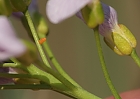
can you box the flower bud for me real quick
[104,24,137,55]
[119,24,136,48]
[81,0,104,28]
[0,0,12,16]
[98,3,137,55]
[10,0,31,12]
[31,12,49,35]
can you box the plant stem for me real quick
[0,84,51,90]
[36,63,101,99]
[23,9,102,99]
[42,39,81,87]
[23,10,51,68]
[0,84,77,99]
[2,63,17,67]
[0,73,33,78]
[26,64,101,99]
[94,27,121,99]
[130,49,140,67]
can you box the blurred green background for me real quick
[1,0,140,99]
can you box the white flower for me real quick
[46,0,92,24]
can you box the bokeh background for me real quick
[1,0,140,99]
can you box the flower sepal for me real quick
[10,0,31,12]
[113,32,133,55]
[118,24,136,48]
[104,24,137,55]
[81,0,104,28]
[0,0,12,16]
[32,12,49,35]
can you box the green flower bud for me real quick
[104,24,137,55]
[119,24,136,48]
[0,0,12,16]
[32,12,49,35]
[98,3,137,55]
[10,0,31,12]
[81,0,104,28]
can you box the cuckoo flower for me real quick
[0,16,26,61]
[46,1,136,55]
[99,3,136,55]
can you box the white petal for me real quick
[0,16,26,61]
[46,0,92,24]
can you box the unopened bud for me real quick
[32,12,49,35]
[10,0,31,12]
[81,0,104,28]
[98,3,137,55]
[104,24,137,55]
[119,24,136,48]
[0,0,12,16]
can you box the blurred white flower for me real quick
[46,0,119,36]
[46,0,92,23]
[0,16,26,61]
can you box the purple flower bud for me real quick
[0,16,26,61]
[99,3,118,37]
[28,0,38,14]
[12,12,24,19]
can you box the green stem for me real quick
[94,27,121,99]
[0,84,51,90]
[0,84,76,99]
[0,73,33,78]
[23,9,101,99]
[1,63,18,67]
[130,49,140,67]
[23,10,78,98]
[2,63,23,69]
[23,64,75,98]
[1,62,28,73]
[23,10,51,68]
[42,40,81,87]
[36,60,101,99]
[26,64,101,99]
[2,63,75,98]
